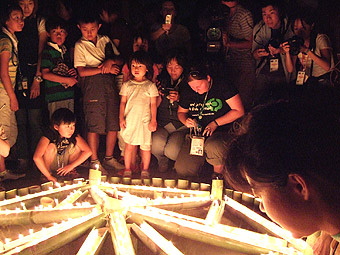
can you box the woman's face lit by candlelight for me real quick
[246,174,319,238]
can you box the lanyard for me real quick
[198,80,212,120]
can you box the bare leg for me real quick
[87,132,99,160]
[140,149,151,171]
[43,143,57,171]
[124,144,137,170]
[106,131,117,158]
[0,156,5,172]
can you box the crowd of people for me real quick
[0,0,337,186]
[0,0,340,253]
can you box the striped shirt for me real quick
[0,27,18,89]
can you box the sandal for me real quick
[141,170,150,179]
[123,169,132,178]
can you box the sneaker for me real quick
[0,169,25,180]
[90,160,108,176]
[102,157,125,171]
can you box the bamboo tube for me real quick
[28,185,41,194]
[128,207,301,255]
[64,180,73,185]
[73,178,85,184]
[190,182,199,190]
[0,191,5,201]
[40,197,55,207]
[163,179,176,188]
[233,191,242,202]
[122,177,131,185]
[132,222,184,255]
[200,183,210,191]
[41,181,54,191]
[131,179,142,185]
[3,212,106,255]
[55,189,86,208]
[89,169,102,186]
[0,206,97,225]
[211,179,223,200]
[177,179,189,189]
[76,227,109,255]
[18,188,29,197]
[225,188,233,198]
[152,178,162,187]
[110,176,120,184]
[101,176,107,182]
[5,189,17,199]
[205,200,226,226]
[109,212,136,255]
[143,178,151,186]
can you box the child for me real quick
[122,33,159,83]
[74,14,124,173]
[41,17,78,117]
[0,4,26,181]
[119,50,159,178]
[33,108,92,183]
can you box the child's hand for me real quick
[110,64,120,75]
[148,120,157,132]
[68,68,78,78]
[120,118,126,129]
[9,95,19,112]
[99,59,114,74]
[57,165,74,176]
[30,79,41,99]
[66,77,78,87]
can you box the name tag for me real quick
[270,58,279,72]
[190,136,204,156]
[296,71,306,85]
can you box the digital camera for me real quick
[286,35,304,56]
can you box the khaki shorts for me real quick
[83,74,120,134]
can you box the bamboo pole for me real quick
[76,227,109,255]
[0,206,97,225]
[131,222,184,255]
[205,200,226,226]
[2,212,106,255]
[127,207,301,255]
[109,212,135,255]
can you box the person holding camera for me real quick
[152,49,188,172]
[282,11,334,86]
[252,0,294,105]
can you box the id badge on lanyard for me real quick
[270,58,279,72]
[190,136,205,156]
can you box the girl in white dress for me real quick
[119,50,159,178]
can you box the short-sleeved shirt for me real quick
[297,34,334,78]
[179,80,238,131]
[0,27,18,89]
[41,42,74,103]
[74,34,119,68]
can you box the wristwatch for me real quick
[34,75,43,83]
